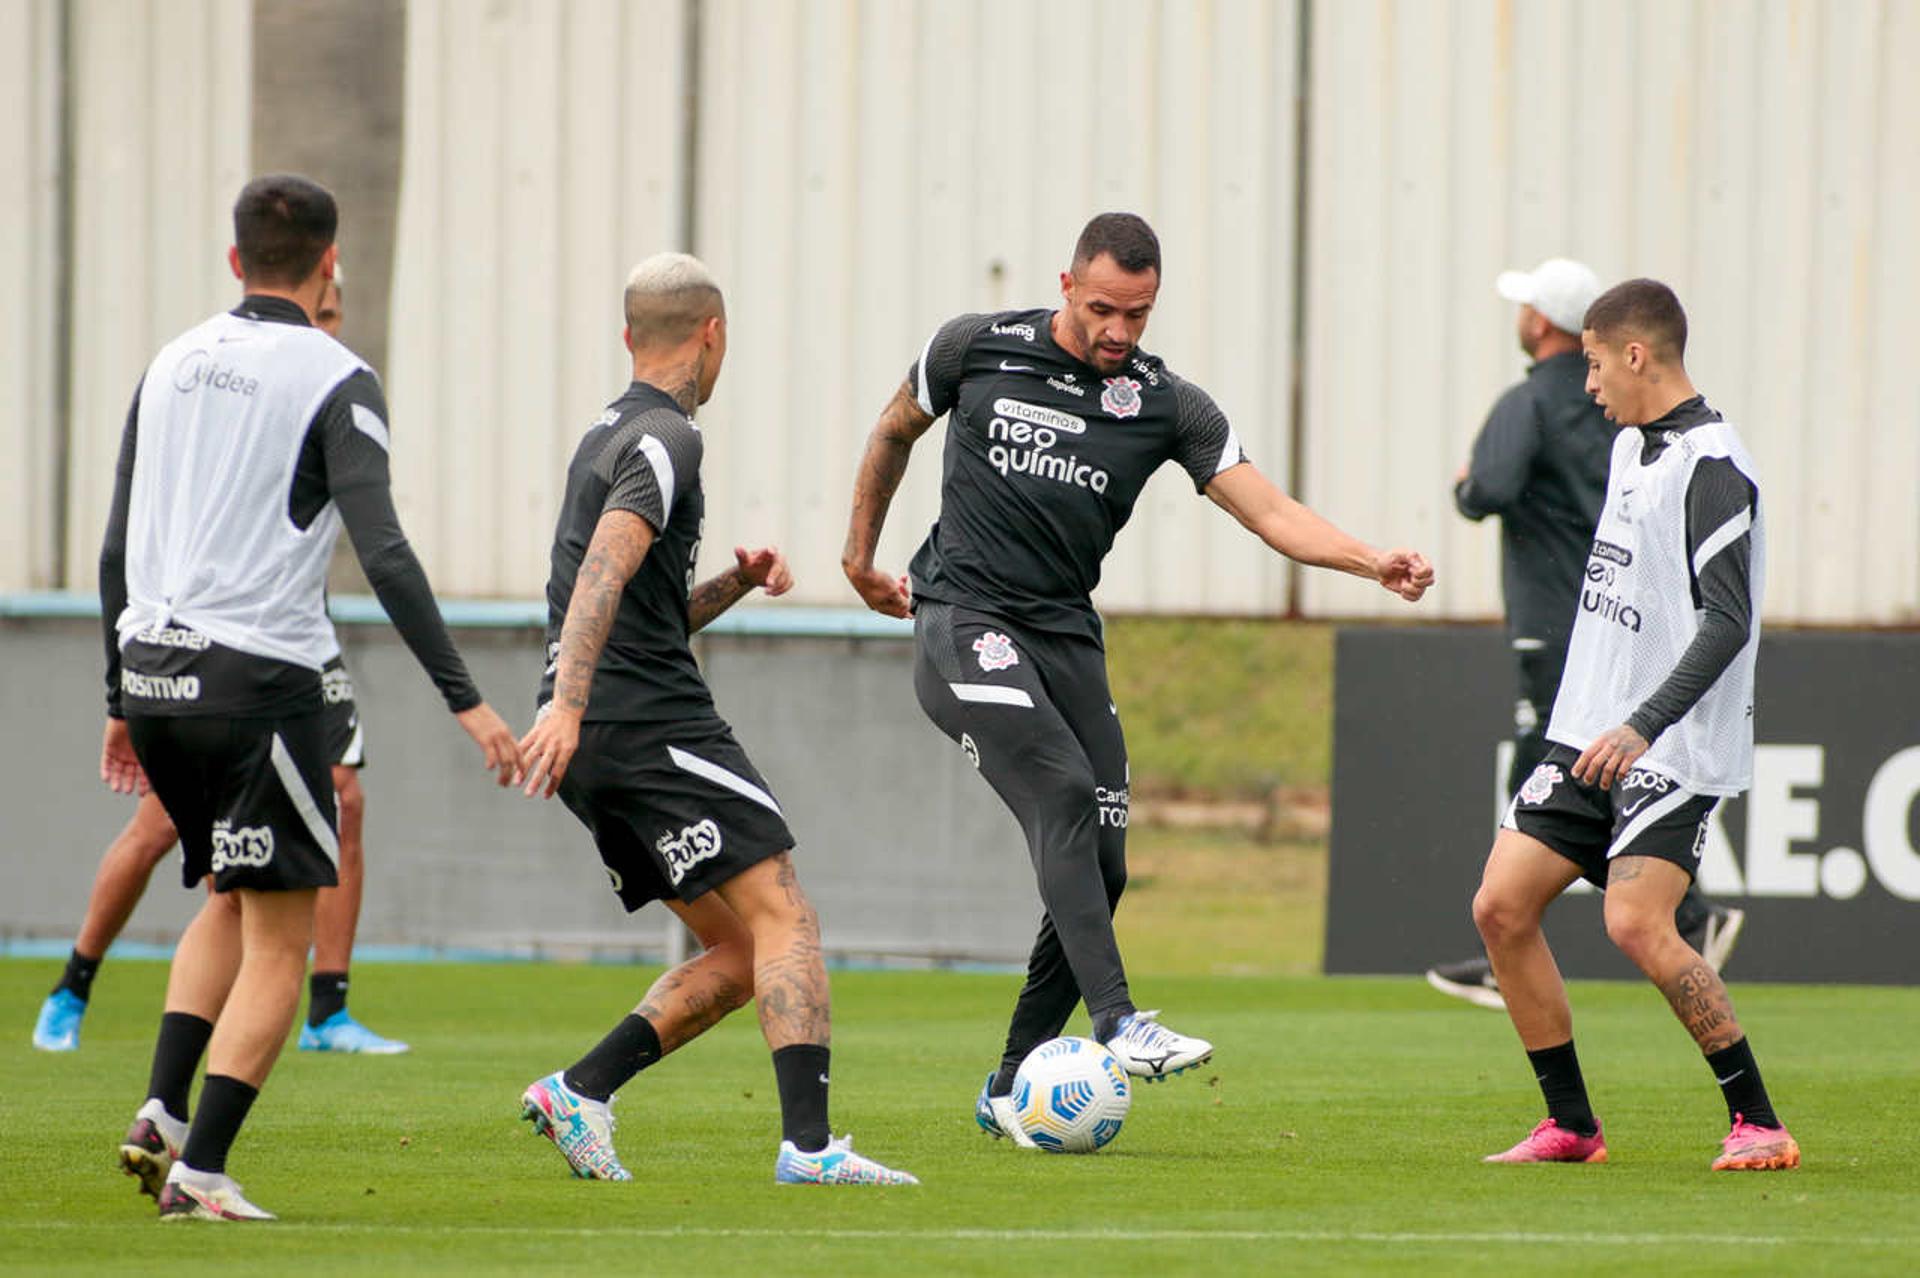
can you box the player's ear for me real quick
[228,245,244,281]
[1059,269,1074,301]
[622,326,636,355]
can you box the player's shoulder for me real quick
[596,400,701,474]
[937,308,1050,356]
[1148,358,1221,425]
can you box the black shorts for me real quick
[1503,743,1718,888]
[128,710,340,893]
[556,717,795,911]
[320,657,365,769]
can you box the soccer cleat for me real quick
[156,1164,276,1221]
[1483,1117,1608,1164]
[298,1011,410,1055]
[974,1072,1037,1148]
[1103,1010,1212,1081]
[1698,906,1747,975]
[1425,956,1507,1011]
[120,1098,187,1200]
[1711,1114,1800,1171]
[32,989,87,1052]
[774,1135,919,1185]
[520,1072,631,1181]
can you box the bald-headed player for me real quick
[843,213,1433,1141]
[514,252,915,1186]
[1471,279,1797,1171]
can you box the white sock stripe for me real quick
[948,682,1035,708]
[666,746,783,817]
[635,433,676,516]
[1692,507,1752,578]
[1606,784,1695,860]
[270,733,340,863]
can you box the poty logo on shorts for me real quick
[1100,376,1143,419]
[973,632,1019,673]
[657,818,723,885]
[209,820,275,872]
[321,666,354,705]
[1519,763,1564,805]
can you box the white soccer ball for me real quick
[1010,1036,1132,1153]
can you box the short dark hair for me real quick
[233,174,337,287]
[1072,212,1161,277]
[1583,278,1687,362]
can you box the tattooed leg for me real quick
[1604,855,1745,1052]
[631,895,756,1055]
[715,852,831,1050]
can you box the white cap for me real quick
[1495,258,1601,335]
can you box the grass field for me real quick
[4,960,1915,1275]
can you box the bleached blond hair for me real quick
[623,252,723,348]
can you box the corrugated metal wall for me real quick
[1302,0,1920,622]
[26,0,1920,621]
[0,0,62,591]
[60,0,252,591]
[386,0,690,599]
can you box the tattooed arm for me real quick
[842,380,937,617]
[518,509,655,797]
[689,545,794,632]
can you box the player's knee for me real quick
[1602,896,1673,963]
[1472,884,1529,949]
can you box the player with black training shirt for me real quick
[843,213,1434,1142]
[514,252,914,1187]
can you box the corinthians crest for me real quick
[1100,376,1143,419]
[972,631,1019,672]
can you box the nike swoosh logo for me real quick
[999,360,1034,372]
[1716,1069,1745,1085]
[1620,795,1654,818]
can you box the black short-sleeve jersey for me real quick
[538,381,714,724]
[904,307,1247,640]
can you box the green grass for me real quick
[1105,618,1332,797]
[4,961,1914,1275]
[1117,828,1324,976]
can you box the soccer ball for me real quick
[1010,1036,1132,1153]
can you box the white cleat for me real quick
[774,1134,919,1185]
[156,1164,277,1221]
[974,1072,1038,1148]
[1103,1010,1213,1081]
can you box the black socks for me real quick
[181,1075,258,1175]
[1526,1040,1598,1137]
[1705,1037,1780,1129]
[308,971,349,1027]
[563,1014,664,1102]
[147,1012,213,1124]
[771,1044,832,1153]
[56,949,102,1002]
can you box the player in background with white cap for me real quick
[1424,259,1743,1010]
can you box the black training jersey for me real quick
[905,308,1247,641]
[539,381,714,724]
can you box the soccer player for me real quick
[34,268,408,1057]
[105,175,522,1221]
[1472,279,1798,1171]
[514,252,915,1187]
[840,213,1433,1140]
[1425,258,1743,1010]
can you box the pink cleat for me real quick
[1711,1114,1800,1171]
[1483,1117,1608,1164]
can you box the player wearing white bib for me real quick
[1469,279,1798,1172]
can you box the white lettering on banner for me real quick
[1862,747,1920,900]
[1743,745,1823,896]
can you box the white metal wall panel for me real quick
[61,0,251,591]
[0,0,61,590]
[694,0,1302,614]
[1301,0,1920,622]
[386,0,688,600]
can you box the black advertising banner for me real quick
[1325,626,1920,984]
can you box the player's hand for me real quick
[1573,724,1650,790]
[100,718,149,795]
[735,545,793,597]
[517,703,581,799]
[1374,549,1435,602]
[845,562,912,618]
[455,702,523,787]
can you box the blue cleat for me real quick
[520,1071,631,1180]
[775,1134,918,1185]
[32,989,86,1052]
[975,1072,1036,1147]
[298,1010,410,1055]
